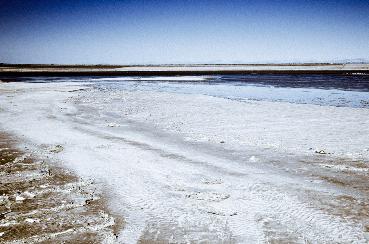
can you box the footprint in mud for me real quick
[186,191,230,202]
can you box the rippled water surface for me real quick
[14,74,369,108]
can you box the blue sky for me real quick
[1,0,368,64]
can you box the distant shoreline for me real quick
[1,63,369,77]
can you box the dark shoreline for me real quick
[1,69,369,77]
[1,63,369,77]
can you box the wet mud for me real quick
[0,133,123,243]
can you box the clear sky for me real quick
[1,0,368,64]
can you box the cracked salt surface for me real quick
[0,78,369,243]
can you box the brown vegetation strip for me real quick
[1,70,369,77]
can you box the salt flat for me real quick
[0,79,368,243]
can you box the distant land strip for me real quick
[1,64,369,77]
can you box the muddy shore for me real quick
[0,133,123,243]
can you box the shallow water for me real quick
[89,75,369,108]
[9,74,369,108]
